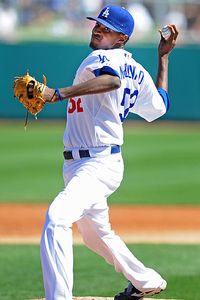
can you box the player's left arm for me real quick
[44,74,121,103]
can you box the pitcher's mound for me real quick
[32,297,178,300]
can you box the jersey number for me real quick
[119,88,138,122]
[68,97,83,114]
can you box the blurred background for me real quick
[0,0,200,120]
[1,0,200,44]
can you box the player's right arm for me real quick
[128,25,178,123]
[156,24,178,91]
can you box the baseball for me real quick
[161,25,171,40]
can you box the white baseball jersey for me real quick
[63,48,167,149]
[41,48,168,300]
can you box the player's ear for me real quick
[118,34,129,47]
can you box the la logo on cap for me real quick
[102,7,110,18]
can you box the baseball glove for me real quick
[13,71,47,116]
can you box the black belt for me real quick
[63,145,120,160]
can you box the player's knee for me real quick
[45,207,56,225]
[45,200,73,229]
[45,193,67,225]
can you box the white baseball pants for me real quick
[40,152,166,300]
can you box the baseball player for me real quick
[39,5,178,300]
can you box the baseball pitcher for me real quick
[14,5,178,300]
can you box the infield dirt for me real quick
[0,204,200,244]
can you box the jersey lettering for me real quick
[68,98,84,114]
[138,70,144,85]
[120,64,136,79]
[119,88,139,122]
[119,64,144,85]
[98,55,110,64]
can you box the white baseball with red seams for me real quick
[161,25,171,40]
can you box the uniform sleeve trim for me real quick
[93,66,120,78]
[157,87,170,111]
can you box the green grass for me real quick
[1,120,200,204]
[0,243,199,300]
[111,121,200,204]
[0,120,64,203]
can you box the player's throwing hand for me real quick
[158,24,179,56]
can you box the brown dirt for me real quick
[0,203,200,244]
[73,297,178,300]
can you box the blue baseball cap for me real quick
[87,5,134,38]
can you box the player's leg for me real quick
[40,168,101,300]
[76,204,115,266]
[40,185,80,300]
[40,155,120,300]
[76,150,166,297]
[77,203,166,295]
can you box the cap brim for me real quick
[87,17,121,33]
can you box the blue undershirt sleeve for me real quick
[157,87,170,111]
[93,66,120,78]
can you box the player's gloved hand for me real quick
[13,71,47,116]
[158,24,179,56]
